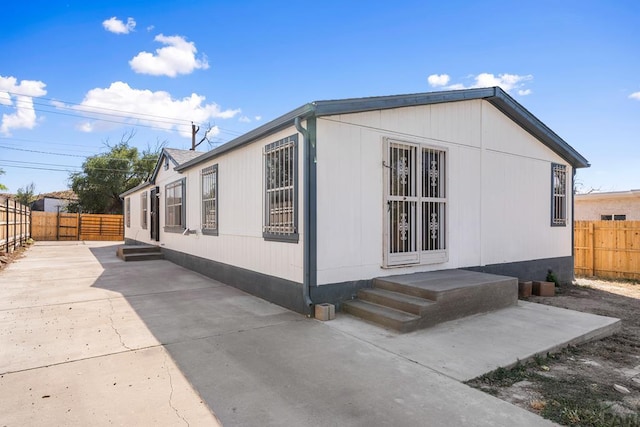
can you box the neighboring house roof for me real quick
[176,87,590,172]
[120,148,204,198]
[575,190,640,201]
[36,190,78,201]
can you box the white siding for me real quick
[123,186,154,244]
[141,127,305,284]
[315,100,573,285]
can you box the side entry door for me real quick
[150,186,160,242]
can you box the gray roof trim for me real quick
[487,88,590,169]
[311,87,498,116]
[176,87,589,171]
[120,180,152,198]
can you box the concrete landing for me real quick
[116,244,163,261]
[329,300,621,381]
[378,269,516,293]
[344,269,518,332]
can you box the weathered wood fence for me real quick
[574,220,640,280]
[0,197,31,253]
[31,212,123,241]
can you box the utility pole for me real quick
[190,122,214,151]
[190,122,200,151]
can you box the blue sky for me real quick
[1,0,638,195]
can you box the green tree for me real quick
[70,132,162,214]
[15,182,36,206]
[0,168,7,191]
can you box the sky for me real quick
[1,0,639,195]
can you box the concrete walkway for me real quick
[0,242,619,426]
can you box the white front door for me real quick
[384,139,447,267]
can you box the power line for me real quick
[6,91,246,137]
[0,144,162,163]
[0,144,87,158]
[8,91,193,127]
[0,163,74,173]
[0,136,108,151]
[0,159,137,173]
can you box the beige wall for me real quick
[575,192,640,220]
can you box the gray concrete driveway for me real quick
[0,242,618,426]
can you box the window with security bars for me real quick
[125,197,131,228]
[421,148,446,251]
[551,164,567,226]
[165,179,185,231]
[141,192,148,229]
[263,135,298,241]
[387,142,446,261]
[201,164,218,235]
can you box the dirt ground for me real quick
[0,241,31,270]
[467,278,640,426]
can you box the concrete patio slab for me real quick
[327,300,621,381]
[0,346,220,426]
[0,296,160,373]
[0,241,618,426]
[167,320,553,427]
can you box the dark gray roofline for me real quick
[120,181,152,198]
[177,87,589,171]
[487,88,589,168]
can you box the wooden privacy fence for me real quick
[31,212,124,241]
[0,197,31,253]
[575,220,640,280]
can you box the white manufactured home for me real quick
[121,87,589,319]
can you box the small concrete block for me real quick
[518,281,532,298]
[315,303,335,321]
[532,281,555,297]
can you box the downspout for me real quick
[571,168,576,283]
[295,116,314,314]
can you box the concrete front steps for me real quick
[116,245,163,262]
[342,269,518,333]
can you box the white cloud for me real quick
[65,81,239,138]
[629,91,640,100]
[0,75,47,135]
[102,17,136,34]
[427,74,450,87]
[255,115,262,121]
[474,73,533,93]
[146,25,155,32]
[0,91,11,106]
[428,72,533,95]
[129,34,209,77]
[238,115,251,123]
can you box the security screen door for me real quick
[384,139,447,267]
